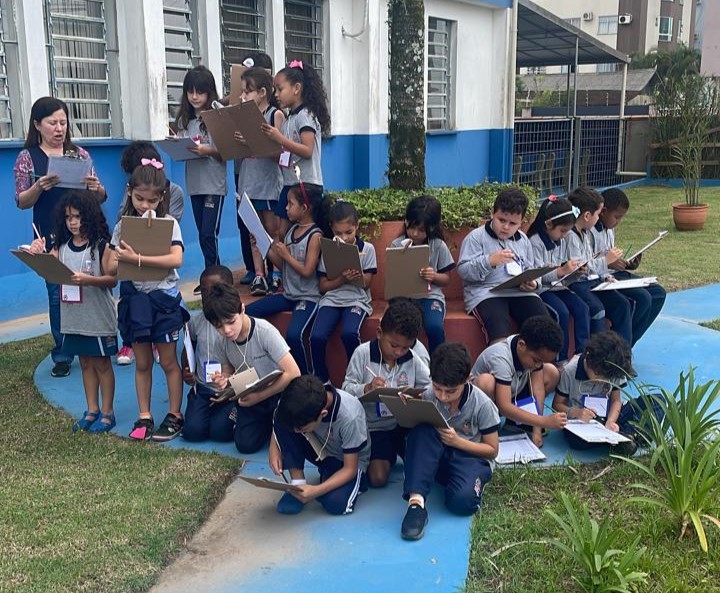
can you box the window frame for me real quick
[163,0,200,123]
[426,16,456,132]
[220,0,267,93]
[283,0,324,78]
[0,0,22,139]
[597,15,618,35]
[658,16,673,42]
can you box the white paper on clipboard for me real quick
[237,192,272,258]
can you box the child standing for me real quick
[175,65,228,294]
[310,201,377,383]
[261,60,330,269]
[457,188,549,345]
[270,375,370,516]
[245,183,325,374]
[566,187,632,345]
[28,191,118,432]
[237,67,285,296]
[401,343,500,541]
[343,298,431,488]
[390,195,455,354]
[527,196,589,365]
[473,316,566,448]
[597,188,667,345]
[110,163,188,441]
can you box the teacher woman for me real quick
[13,97,106,378]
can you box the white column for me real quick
[15,0,50,119]
[197,0,224,91]
[268,0,286,68]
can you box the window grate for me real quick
[44,0,112,138]
[0,6,12,138]
[220,0,266,92]
[427,17,454,131]
[284,0,323,76]
[164,0,198,122]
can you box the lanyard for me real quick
[233,339,249,371]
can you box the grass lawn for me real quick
[613,185,720,291]
[0,336,241,593]
[466,460,720,593]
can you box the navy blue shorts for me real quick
[370,426,409,463]
[117,288,187,345]
[62,334,118,357]
[251,198,275,212]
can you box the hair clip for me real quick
[288,60,304,70]
[548,194,558,202]
[572,205,581,218]
[243,57,255,68]
[141,158,164,170]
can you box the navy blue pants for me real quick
[403,423,492,516]
[541,289,590,361]
[473,296,549,343]
[569,280,632,343]
[191,194,224,269]
[245,294,318,374]
[274,422,366,515]
[182,385,235,443]
[235,174,255,275]
[310,306,367,382]
[46,281,72,364]
[234,395,278,454]
[614,272,667,345]
[418,298,445,354]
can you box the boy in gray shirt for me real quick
[270,375,371,516]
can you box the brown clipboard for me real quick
[236,101,282,158]
[117,216,174,281]
[378,396,449,429]
[200,105,252,160]
[229,64,247,106]
[360,387,424,404]
[154,137,203,161]
[320,238,364,287]
[239,476,301,493]
[490,265,557,292]
[212,368,284,405]
[384,244,430,299]
[11,249,74,284]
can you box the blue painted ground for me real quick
[32,285,720,592]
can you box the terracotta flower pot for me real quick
[672,203,709,231]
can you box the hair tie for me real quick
[298,181,311,209]
[288,60,304,70]
[243,57,255,68]
[141,158,164,170]
[547,205,580,222]
[548,194,558,202]
[572,205,581,218]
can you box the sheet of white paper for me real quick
[497,434,547,464]
[183,326,196,375]
[626,231,668,262]
[237,192,272,258]
[517,399,539,416]
[47,156,93,189]
[582,395,608,417]
[564,419,630,444]
[592,277,657,291]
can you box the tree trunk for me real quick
[387,0,426,190]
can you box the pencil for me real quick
[365,365,378,378]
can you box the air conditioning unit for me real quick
[618,14,633,25]
[582,11,594,21]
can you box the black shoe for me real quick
[401,504,428,540]
[51,362,71,377]
[152,413,184,442]
[612,434,638,457]
[250,275,268,296]
[192,284,202,296]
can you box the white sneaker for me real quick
[117,346,134,365]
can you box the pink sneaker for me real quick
[116,346,134,365]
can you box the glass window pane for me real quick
[427,17,453,130]
[221,0,266,91]
[284,0,323,76]
[164,0,195,121]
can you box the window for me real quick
[164,0,199,122]
[0,5,13,138]
[526,66,546,75]
[284,0,323,76]
[597,63,618,73]
[220,0,266,90]
[43,0,116,138]
[597,15,618,35]
[426,17,455,131]
[659,16,673,42]
[564,17,581,28]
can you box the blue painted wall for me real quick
[0,127,511,321]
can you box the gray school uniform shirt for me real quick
[457,222,540,313]
[389,236,455,304]
[117,182,185,222]
[589,221,614,277]
[423,383,500,446]
[236,106,283,201]
[179,117,228,196]
[529,230,569,292]
[280,105,323,187]
[187,312,225,384]
[309,386,371,471]
[58,240,117,336]
[557,354,626,409]
[215,317,291,377]
[110,216,184,295]
[565,227,601,283]
[472,335,532,399]
[343,339,431,431]
[318,237,377,315]
[282,224,322,303]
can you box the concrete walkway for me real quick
[19,285,720,592]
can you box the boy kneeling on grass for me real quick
[270,375,370,516]
[401,343,500,541]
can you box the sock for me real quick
[408,495,425,508]
[291,478,307,486]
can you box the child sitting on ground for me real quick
[270,375,371,516]
[342,297,431,487]
[473,315,566,448]
[400,343,500,541]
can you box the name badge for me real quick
[515,396,539,416]
[278,150,291,168]
[582,394,609,418]
[505,260,523,276]
[61,284,82,303]
[204,361,222,384]
[376,402,393,418]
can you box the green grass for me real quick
[0,336,242,593]
[700,319,720,332]
[466,460,720,593]
[613,185,720,291]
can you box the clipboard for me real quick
[592,277,657,291]
[320,238,364,287]
[155,137,203,161]
[564,419,630,444]
[235,101,283,158]
[213,368,283,405]
[490,265,556,292]
[47,155,93,189]
[11,249,74,284]
[384,244,430,299]
[378,396,449,429]
[626,231,668,262]
[239,476,301,493]
[117,216,174,281]
[496,433,547,464]
[229,64,247,105]
[550,251,604,287]
[360,386,424,404]
[200,105,252,160]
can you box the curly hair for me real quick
[583,331,635,380]
[277,62,330,133]
[380,297,423,340]
[430,343,472,387]
[52,190,110,253]
[493,187,528,216]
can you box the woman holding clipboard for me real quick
[13,97,106,378]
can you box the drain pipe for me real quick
[342,0,369,40]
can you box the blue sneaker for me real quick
[88,413,116,434]
[277,491,305,515]
[72,410,100,433]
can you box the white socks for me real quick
[408,495,425,508]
